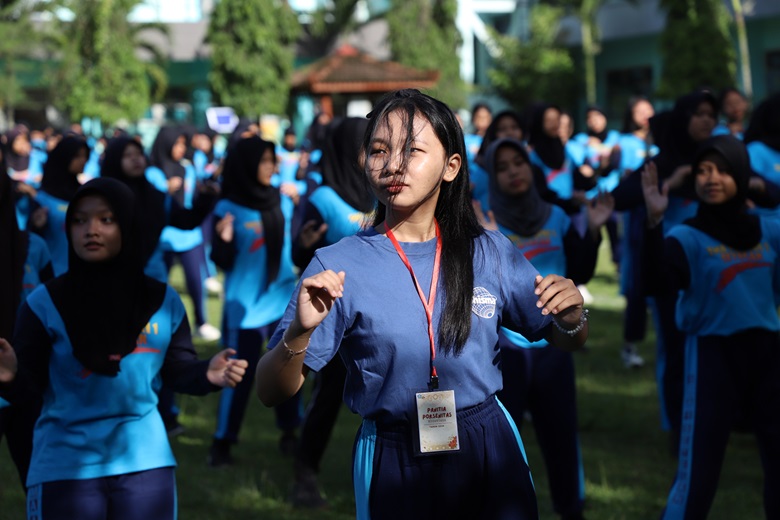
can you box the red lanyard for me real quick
[385,220,442,390]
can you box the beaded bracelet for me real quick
[552,309,589,336]
[283,336,310,359]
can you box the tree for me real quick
[0,0,46,125]
[47,0,169,125]
[487,4,578,110]
[578,0,601,106]
[730,0,752,99]
[657,0,736,99]
[207,0,301,117]
[386,0,465,109]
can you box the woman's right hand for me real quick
[167,176,183,194]
[472,200,498,231]
[0,338,18,384]
[294,270,345,332]
[215,213,235,243]
[641,161,668,227]
[298,219,329,249]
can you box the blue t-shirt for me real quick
[747,141,780,220]
[21,234,52,302]
[573,130,620,167]
[529,150,574,200]
[712,123,743,140]
[34,191,70,276]
[469,160,491,212]
[669,220,780,337]
[308,186,370,245]
[24,285,187,487]
[464,133,483,164]
[269,229,553,422]
[497,207,570,349]
[616,134,659,174]
[215,197,298,332]
[149,163,204,253]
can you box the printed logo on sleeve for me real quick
[472,287,497,319]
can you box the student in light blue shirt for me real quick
[0,178,247,518]
[208,136,302,466]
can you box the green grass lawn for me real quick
[0,246,767,519]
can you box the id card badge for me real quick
[414,390,460,455]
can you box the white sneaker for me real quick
[621,345,645,368]
[577,284,595,305]
[195,323,222,342]
[205,277,223,295]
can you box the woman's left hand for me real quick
[207,348,249,388]
[534,274,584,326]
[472,200,498,231]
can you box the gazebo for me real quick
[291,44,441,118]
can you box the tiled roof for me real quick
[291,45,439,94]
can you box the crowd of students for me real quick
[0,85,779,519]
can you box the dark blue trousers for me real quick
[27,467,176,520]
[297,356,347,473]
[663,329,780,519]
[214,322,302,442]
[497,338,584,518]
[163,244,208,326]
[354,397,538,520]
[649,294,686,433]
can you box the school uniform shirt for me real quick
[21,234,52,302]
[269,229,553,423]
[147,164,204,254]
[669,220,780,337]
[33,191,70,276]
[9,159,44,230]
[5,285,215,488]
[497,208,568,349]
[530,149,575,200]
[192,149,218,178]
[617,134,659,174]
[747,141,780,220]
[712,123,743,140]
[276,146,301,184]
[214,196,298,332]
[308,186,368,245]
[470,160,491,212]
[464,133,483,164]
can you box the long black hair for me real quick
[363,89,484,355]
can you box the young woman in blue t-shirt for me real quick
[256,89,588,519]
[642,135,780,519]
[0,178,247,519]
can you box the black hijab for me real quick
[685,135,761,251]
[4,129,30,172]
[47,178,166,376]
[1,162,28,340]
[228,118,258,150]
[586,105,609,143]
[101,137,167,267]
[486,138,552,237]
[744,93,780,153]
[622,96,652,135]
[475,110,526,169]
[149,126,187,205]
[527,103,565,169]
[221,136,285,283]
[39,136,89,202]
[319,117,375,213]
[649,90,717,180]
